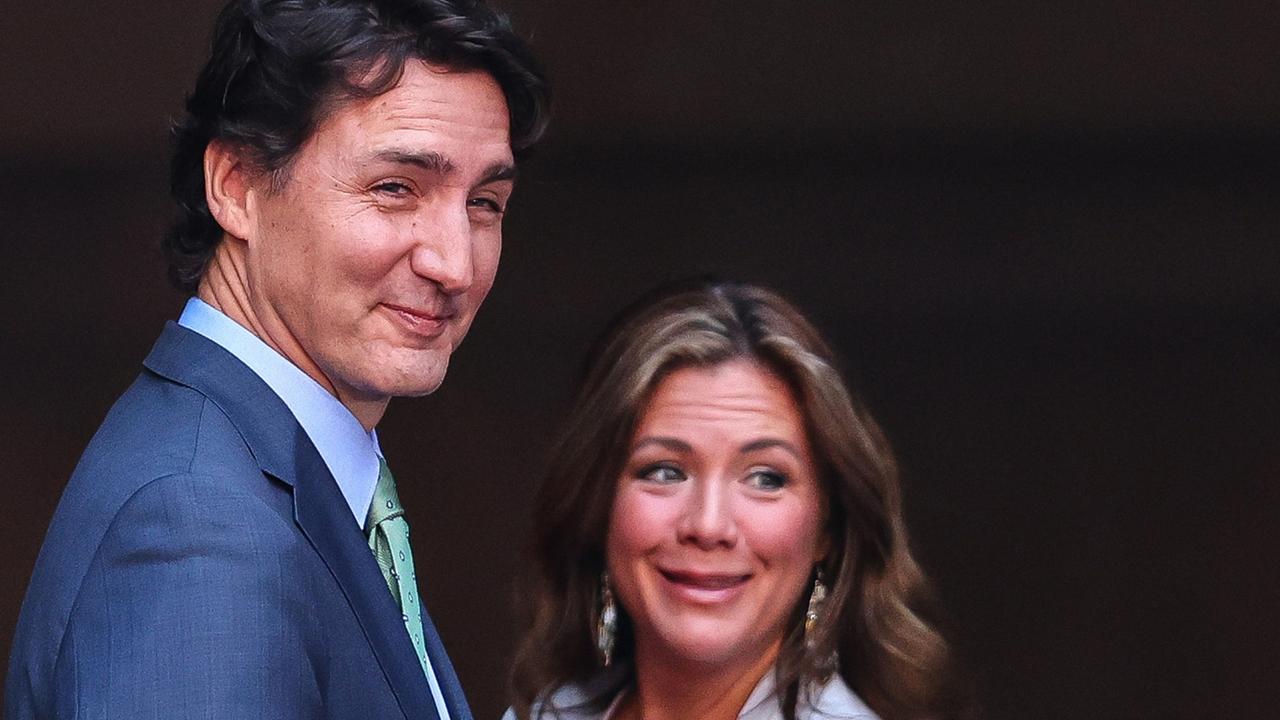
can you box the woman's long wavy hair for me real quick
[510,280,973,720]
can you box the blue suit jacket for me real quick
[6,323,473,720]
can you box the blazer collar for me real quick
[144,321,301,485]
[143,322,444,719]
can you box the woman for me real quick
[507,280,971,720]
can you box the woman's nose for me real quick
[676,479,738,550]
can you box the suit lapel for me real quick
[293,443,441,720]
[144,322,441,720]
[419,601,474,720]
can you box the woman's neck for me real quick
[615,638,781,720]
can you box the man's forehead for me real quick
[344,61,510,130]
[290,73,511,184]
[316,64,512,157]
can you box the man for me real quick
[6,1,548,718]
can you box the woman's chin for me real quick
[642,622,780,672]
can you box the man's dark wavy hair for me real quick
[164,0,551,293]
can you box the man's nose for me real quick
[676,479,738,550]
[408,200,473,295]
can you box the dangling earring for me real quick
[804,567,827,650]
[596,572,617,667]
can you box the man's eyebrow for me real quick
[478,161,518,186]
[372,149,455,174]
[368,150,516,186]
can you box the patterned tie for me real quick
[366,458,434,684]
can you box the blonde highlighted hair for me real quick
[510,280,974,720]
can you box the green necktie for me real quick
[366,458,433,681]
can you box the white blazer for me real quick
[503,667,879,720]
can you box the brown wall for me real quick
[3,2,1278,718]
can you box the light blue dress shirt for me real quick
[179,298,381,524]
[178,297,453,719]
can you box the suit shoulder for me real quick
[49,374,269,559]
[9,372,291,685]
[44,471,323,718]
[79,370,256,479]
[105,468,296,545]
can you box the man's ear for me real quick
[204,140,258,241]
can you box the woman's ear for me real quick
[203,140,258,242]
[814,534,832,564]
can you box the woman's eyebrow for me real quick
[630,436,692,453]
[740,438,803,459]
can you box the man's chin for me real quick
[393,380,445,398]
[375,360,451,399]
[330,349,452,404]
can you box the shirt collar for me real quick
[177,297,380,527]
[739,666,874,719]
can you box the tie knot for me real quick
[366,457,405,528]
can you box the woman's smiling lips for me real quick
[657,567,753,604]
[380,302,453,339]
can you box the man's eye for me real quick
[637,463,686,484]
[373,181,413,196]
[745,469,787,491]
[467,197,505,214]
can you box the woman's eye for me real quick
[745,469,787,491]
[637,463,686,484]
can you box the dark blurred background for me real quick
[3,2,1278,718]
